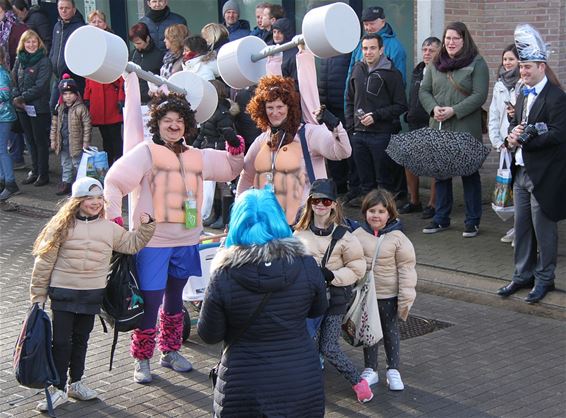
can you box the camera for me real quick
[517,124,538,146]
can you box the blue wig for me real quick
[225,189,292,247]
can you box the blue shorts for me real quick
[136,245,202,291]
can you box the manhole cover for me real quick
[400,315,453,340]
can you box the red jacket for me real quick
[83,77,125,125]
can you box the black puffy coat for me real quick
[23,6,52,53]
[198,238,328,418]
[130,39,164,104]
[234,86,261,151]
[12,53,52,115]
[272,18,297,81]
[405,61,430,129]
[318,53,352,121]
[193,98,238,150]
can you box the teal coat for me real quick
[419,55,489,140]
[0,67,16,123]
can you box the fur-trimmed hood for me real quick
[210,238,311,293]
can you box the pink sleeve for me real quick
[297,50,320,125]
[266,54,283,76]
[236,133,265,197]
[104,143,152,219]
[123,72,145,154]
[201,148,244,182]
[305,123,351,161]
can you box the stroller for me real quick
[181,233,225,341]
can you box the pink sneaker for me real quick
[353,378,374,403]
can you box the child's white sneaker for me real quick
[67,380,98,400]
[386,369,404,391]
[37,386,68,411]
[360,368,379,386]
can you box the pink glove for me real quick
[226,134,245,155]
[112,216,124,227]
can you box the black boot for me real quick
[21,172,38,185]
[33,175,49,187]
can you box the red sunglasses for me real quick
[311,198,333,207]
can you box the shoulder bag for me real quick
[447,72,488,134]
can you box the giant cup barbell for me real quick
[217,3,360,89]
[64,25,217,123]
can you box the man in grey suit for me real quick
[497,24,566,304]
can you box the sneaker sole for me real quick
[68,393,97,401]
[462,232,478,238]
[160,360,192,372]
[133,376,152,384]
[422,227,448,234]
[358,393,374,403]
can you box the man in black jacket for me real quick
[49,0,85,111]
[399,37,440,218]
[345,33,407,199]
[497,25,566,304]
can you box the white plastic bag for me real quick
[491,149,514,221]
[201,180,216,220]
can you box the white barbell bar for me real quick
[64,25,217,123]
[217,3,360,89]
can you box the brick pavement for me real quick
[1,210,565,417]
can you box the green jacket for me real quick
[419,55,489,140]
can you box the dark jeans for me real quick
[433,171,482,228]
[363,297,401,370]
[51,310,95,390]
[18,112,51,177]
[8,131,25,164]
[98,123,123,166]
[352,131,394,194]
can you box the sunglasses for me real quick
[311,198,333,207]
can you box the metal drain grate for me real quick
[400,315,453,340]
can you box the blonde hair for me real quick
[294,197,346,231]
[201,23,228,49]
[17,29,46,54]
[164,24,189,54]
[87,9,108,25]
[32,197,105,257]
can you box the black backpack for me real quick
[100,252,144,371]
[13,303,59,416]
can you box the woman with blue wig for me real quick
[198,188,328,417]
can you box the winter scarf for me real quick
[498,66,520,91]
[0,11,17,67]
[435,50,476,73]
[146,6,169,23]
[17,48,46,69]
[161,50,181,79]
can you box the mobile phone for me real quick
[355,109,365,119]
[504,101,513,108]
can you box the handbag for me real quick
[447,72,488,134]
[341,236,384,347]
[209,291,272,390]
[77,146,109,183]
[491,149,514,221]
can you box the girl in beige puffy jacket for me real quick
[30,177,155,413]
[294,179,373,403]
[352,189,417,392]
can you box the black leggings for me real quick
[98,123,123,166]
[363,297,400,370]
[51,310,95,390]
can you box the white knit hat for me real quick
[71,177,103,198]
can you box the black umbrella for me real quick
[386,126,491,179]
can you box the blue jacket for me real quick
[0,67,16,122]
[49,11,85,77]
[139,7,186,53]
[198,238,327,417]
[225,19,251,41]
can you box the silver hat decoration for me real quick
[514,24,549,62]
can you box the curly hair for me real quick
[33,196,105,257]
[147,92,198,144]
[164,24,189,54]
[247,75,301,147]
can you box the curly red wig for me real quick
[247,75,301,144]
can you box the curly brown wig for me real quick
[247,75,301,147]
[147,92,198,144]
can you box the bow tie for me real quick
[523,87,537,97]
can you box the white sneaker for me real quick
[386,369,404,391]
[134,358,152,383]
[67,380,98,400]
[160,350,193,372]
[360,368,379,386]
[500,228,515,243]
[37,387,68,412]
